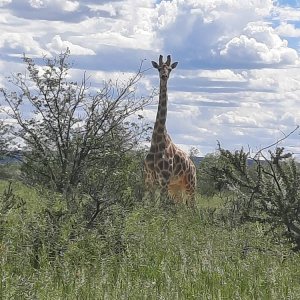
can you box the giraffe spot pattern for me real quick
[144,55,196,206]
[157,127,164,134]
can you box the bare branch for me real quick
[255,125,299,158]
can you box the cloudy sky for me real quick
[1,0,300,157]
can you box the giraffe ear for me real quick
[152,61,159,69]
[171,62,178,69]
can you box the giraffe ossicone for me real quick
[144,54,197,206]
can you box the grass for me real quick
[1,180,300,299]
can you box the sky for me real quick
[1,0,300,158]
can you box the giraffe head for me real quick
[152,55,178,81]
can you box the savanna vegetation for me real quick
[0,52,300,299]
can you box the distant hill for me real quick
[1,153,206,165]
[191,156,204,166]
[0,154,283,167]
[191,156,265,166]
[0,153,22,165]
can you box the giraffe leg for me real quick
[186,190,196,208]
[157,174,173,205]
[143,162,157,201]
[168,173,196,207]
[185,174,197,208]
[168,173,192,205]
[168,180,186,204]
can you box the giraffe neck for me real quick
[150,79,168,148]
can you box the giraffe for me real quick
[144,55,197,206]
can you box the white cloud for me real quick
[220,22,298,65]
[280,112,300,125]
[240,102,261,109]
[274,6,300,22]
[155,0,278,66]
[59,1,158,52]
[243,22,283,48]
[29,0,43,8]
[156,0,178,29]
[46,35,96,55]
[29,0,79,12]
[0,32,49,56]
[213,111,260,127]
[248,67,300,92]
[0,0,11,6]
[87,3,117,17]
[197,69,246,82]
[276,22,300,37]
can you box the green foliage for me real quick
[80,149,146,227]
[197,153,226,196]
[0,164,20,180]
[0,51,153,227]
[217,146,300,250]
[1,182,300,299]
[0,120,10,158]
[1,51,152,193]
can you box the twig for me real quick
[254,125,299,158]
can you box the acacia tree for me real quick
[217,134,300,250]
[0,50,153,199]
[196,153,226,196]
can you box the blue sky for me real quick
[0,0,300,157]
[278,0,299,5]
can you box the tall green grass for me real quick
[1,180,300,299]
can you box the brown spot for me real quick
[155,153,162,160]
[158,160,164,169]
[158,142,166,151]
[174,154,180,164]
[156,134,163,143]
[157,127,164,134]
[162,170,170,178]
[163,160,169,170]
[145,153,154,162]
[159,108,167,116]
[147,162,154,169]
[150,145,155,152]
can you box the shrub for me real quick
[197,153,226,196]
[217,145,300,250]
[0,50,153,225]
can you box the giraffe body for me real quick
[144,55,197,206]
